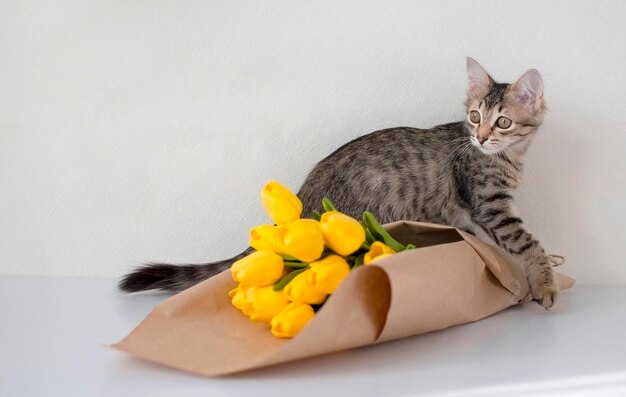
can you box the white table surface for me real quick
[1,276,625,397]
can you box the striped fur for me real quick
[120,59,560,308]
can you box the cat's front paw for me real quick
[529,267,560,309]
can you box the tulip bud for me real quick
[364,241,396,264]
[244,286,291,322]
[308,255,351,294]
[277,219,325,263]
[261,180,303,225]
[249,224,281,252]
[231,250,284,287]
[229,285,249,312]
[283,269,328,304]
[320,211,366,256]
[270,302,315,338]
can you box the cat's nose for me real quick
[477,136,488,145]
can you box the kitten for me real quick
[120,58,562,308]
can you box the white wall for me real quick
[1,1,624,284]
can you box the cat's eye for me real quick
[496,116,512,129]
[469,110,481,124]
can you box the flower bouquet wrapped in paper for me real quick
[113,181,573,376]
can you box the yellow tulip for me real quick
[250,220,324,262]
[244,286,291,322]
[283,269,328,304]
[229,285,249,312]
[364,241,396,264]
[277,219,325,262]
[249,224,281,252]
[308,255,351,294]
[261,180,303,225]
[231,250,284,287]
[270,302,315,338]
[320,211,366,256]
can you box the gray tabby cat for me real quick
[120,58,562,308]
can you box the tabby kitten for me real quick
[120,58,562,308]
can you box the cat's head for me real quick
[464,57,546,155]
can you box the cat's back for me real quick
[299,122,466,218]
[317,122,463,165]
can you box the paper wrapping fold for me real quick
[112,221,574,376]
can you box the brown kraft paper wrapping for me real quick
[112,221,575,376]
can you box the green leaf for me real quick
[312,210,322,221]
[362,211,407,252]
[283,261,309,269]
[273,267,309,291]
[362,212,383,241]
[280,254,300,262]
[362,212,379,239]
[352,253,365,268]
[321,197,338,212]
[322,246,335,254]
[362,222,376,244]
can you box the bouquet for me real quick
[230,180,416,338]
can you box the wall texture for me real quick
[1,1,624,283]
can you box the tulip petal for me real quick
[283,270,327,304]
[278,220,324,262]
[308,255,350,294]
[261,181,303,225]
[320,211,366,256]
[270,302,315,338]
[246,286,291,323]
[231,250,285,287]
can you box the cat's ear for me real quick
[510,69,544,113]
[466,57,492,98]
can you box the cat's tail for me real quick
[118,248,252,293]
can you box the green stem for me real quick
[273,267,309,291]
[283,261,309,269]
[281,254,300,262]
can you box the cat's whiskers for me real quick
[487,145,500,169]
[499,144,523,169]
[494,150,507,169]
[447,141,472,166]
[445,136,474,165]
